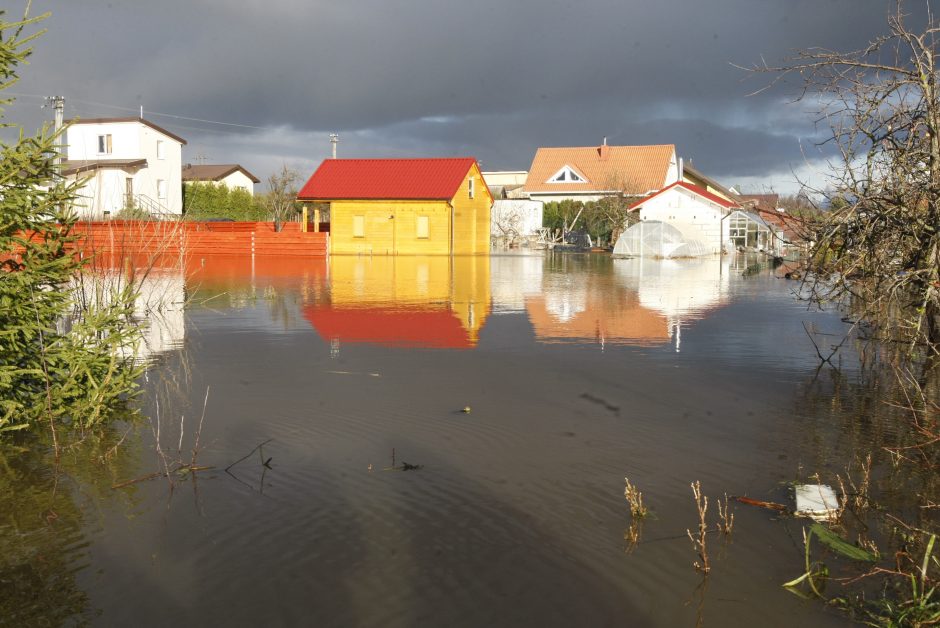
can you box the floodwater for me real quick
[4,252,870,627]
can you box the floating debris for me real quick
[733,496,788,512]
[461,406,471,414]
[794,484,840,521]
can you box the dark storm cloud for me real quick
[6,0,919,189]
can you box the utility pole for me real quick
[330,133,339,159]
[44,96,65,170]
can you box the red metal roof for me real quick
[304,305,474,349]
[628,181,739,210]
[297,158,479,201]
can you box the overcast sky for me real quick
[4,1,920,193]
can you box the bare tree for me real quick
[264,165,301,232]
[595,174,643,245]
[747,1,940,352]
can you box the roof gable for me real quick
[525,144,675,194]
[182,164,260,184]
[629,181,740,211]
[65,117,187,145]
[297,158,479,201]
[547,165,588,184]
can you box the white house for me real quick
[181,164,260,195]
[629,181,739,255]
[63,117,186,218]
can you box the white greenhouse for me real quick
[612,221,711,258]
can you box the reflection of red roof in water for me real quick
[303,305,474,349]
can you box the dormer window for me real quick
[547,165,586,183]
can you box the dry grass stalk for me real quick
[687,480,710,574]
[624,520,642,554]
[624,477,648,518]
[717,492,734,535]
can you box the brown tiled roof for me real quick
[65,117,187,145]
[738,194,780,212]
[61,159,147,176]
[182,163,260,184]
[524,144,675,195]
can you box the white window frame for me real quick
[547,165,586,184]
[156,140,165,160]
[97,134,112,155]
[468,176,475,199]
[157,179,167,201]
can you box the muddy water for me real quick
[3,253,861,627]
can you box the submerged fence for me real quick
[65,221,329,257]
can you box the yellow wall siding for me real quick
[450,255,491,341]
[682,173,733,202]
[450,162,492,255]
[329,200,451,255]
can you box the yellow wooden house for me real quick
[297,158,492,255]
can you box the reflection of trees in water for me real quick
[792,352,940,527]
[0,426,143,625]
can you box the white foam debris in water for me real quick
[794,484,840,521]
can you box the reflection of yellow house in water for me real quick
[297,158,492,255]
[304,256,491,348]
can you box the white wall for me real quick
[491,200,544,237]
[482,171,528,187]
[220,171,255,195]
[528,192,606,203]
[637,187,730,254]
[66,120,184,216]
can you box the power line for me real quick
[7,91,274,132]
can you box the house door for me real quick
[125,178,134,209]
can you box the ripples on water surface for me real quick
[3,252,862,627]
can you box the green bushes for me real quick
[183,182,267,221]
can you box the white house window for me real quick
[156,140,165,159]
[468,176,475,199]
[157,179,167,201]
[97,134,112,154]
[416,215,429,239]
[547,165,586,183]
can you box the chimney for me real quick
[678,157,684,181]
[599,137,610,159]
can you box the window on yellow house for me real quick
[352,215,365,238]
[416,215,429,239]
[468,176,475,199]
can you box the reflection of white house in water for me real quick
[71,271,186,362]
[614,256,731,351]
[133,273,186,360]
[614,256,730,317]
[490,254,545,314]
